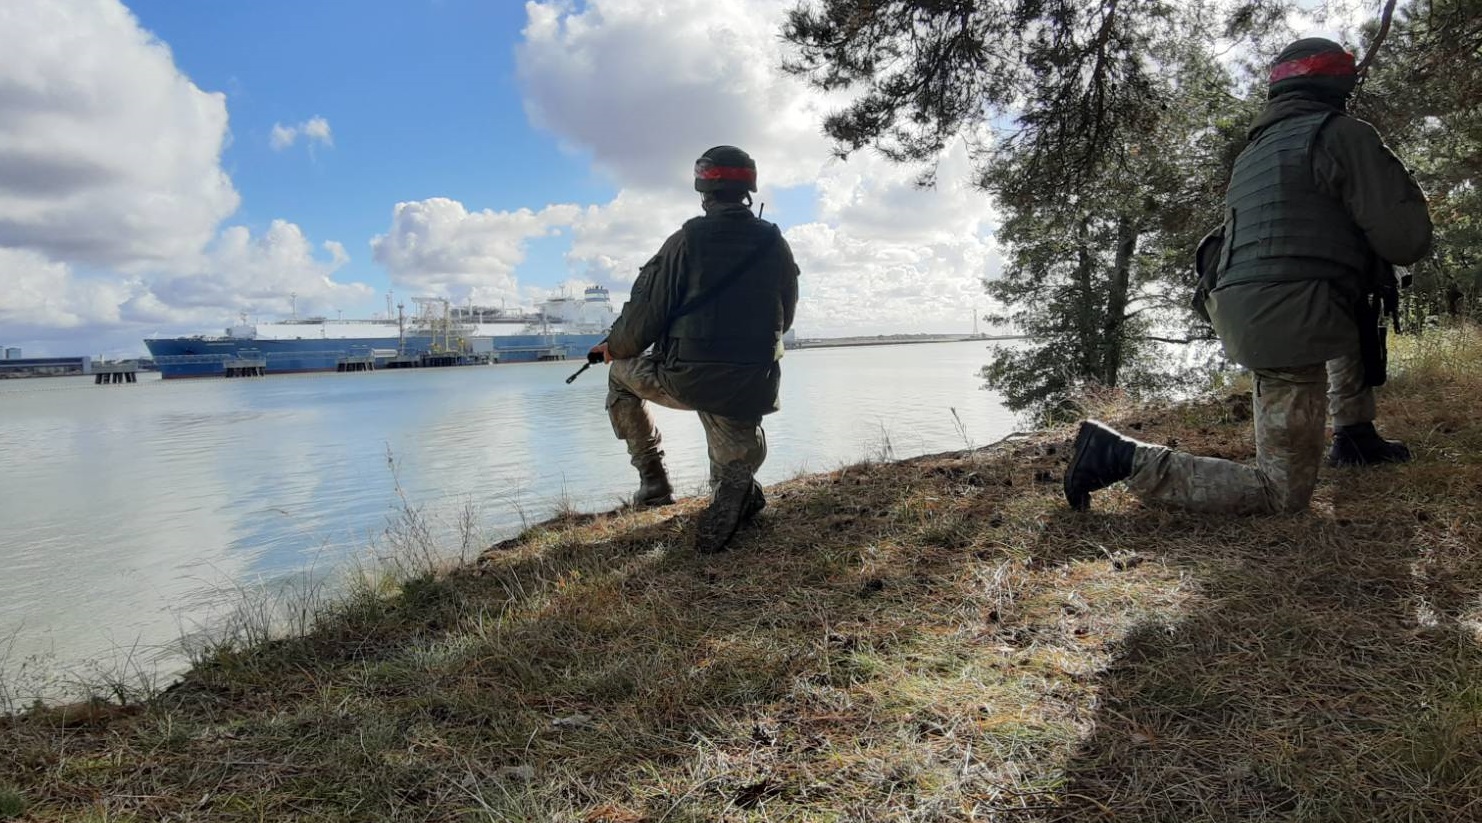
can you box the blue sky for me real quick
[0,0,1356,356]
[4,0,1010,358]
[124,0,618,303]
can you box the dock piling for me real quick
[223,357,267,378]
[93,363,139,385]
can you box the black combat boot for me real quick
[1328,422,1412,467]
[633,455,676,508]
[744,481,766,522]
[1063,420,1138,511]
[694,462,754,554]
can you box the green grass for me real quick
[2,323,1480,821]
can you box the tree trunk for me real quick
[1100,214,1140,387]
[1072,218,1099,379]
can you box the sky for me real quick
[0,0,1006,358]
[0,0,1365,358]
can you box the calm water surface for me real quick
[0,342,1015,685]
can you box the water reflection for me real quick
[0,342,1015,683]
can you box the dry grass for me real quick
[2,324,1480,822]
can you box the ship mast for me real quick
[397,302,406,356]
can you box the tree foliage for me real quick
[1355,0,1482,323]
[784,0,1481,420]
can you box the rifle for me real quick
[565,340,608,384]
[1358,261,1409,387]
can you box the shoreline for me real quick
[2,327,1479,821]
[789,334,1026,350]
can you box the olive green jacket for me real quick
[1206,94,1433,369]
[607,201,800,418]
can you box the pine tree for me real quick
[784,1,1269,417]
[1354,0,1482,322]
[784,1,1477,415]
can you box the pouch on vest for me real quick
[1191,219,1227,323]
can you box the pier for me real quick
[384,355,422,370]
[419,352,464,368]
[336,355,375,373]
[497,344,570,361]
[94,363,138,385]
[224,357,267,378]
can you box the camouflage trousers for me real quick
[1326,353,1375,426]
[1124,354,1376,515]
[606,355,767,487]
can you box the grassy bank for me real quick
[2,325,1481,822]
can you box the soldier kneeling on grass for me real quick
[1064,38,1433,515]
[591,145,801,553]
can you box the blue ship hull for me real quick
[143,333,606,379]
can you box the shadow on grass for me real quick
[5,402,1482,821]
[0,450,1060,820]
[1039,463,1482,821]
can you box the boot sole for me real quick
[1327,439,1412,468]
[694,464,753,554]
[632,494,677,509]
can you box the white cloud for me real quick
[269,115,334,151]
[785,222,1001,337]
[152,220,371,318]
[815,141,993,243]
[563,189,697,284]
[370,198,582,306]
[1,220,375,355]
[0,1,373,354]
[513,0,1003,336]
[0,0,240,269]
[0,248,134,332]
[517,0,834,191]
[517,0,1007,334]
[269,123,298,150]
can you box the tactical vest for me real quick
[1218,111,1371,288]
[665,212,787,365]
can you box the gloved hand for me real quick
[588,343,612,364]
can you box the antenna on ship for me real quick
[290,292,298,322]
[385,291,394,320]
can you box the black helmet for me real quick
[1268,37,1357,102]
[693,145,757,193]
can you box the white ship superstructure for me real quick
[241,286,617,341]
[144,288,619,378]
[535,285,618,333]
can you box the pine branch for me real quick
[1141,334,1218,345]
[1356,0,1402,78]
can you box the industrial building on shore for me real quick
[0,351,94,379]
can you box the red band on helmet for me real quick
[696,165,756,184]
[1270,50,1356,83]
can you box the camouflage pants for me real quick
[606,355,767,486]
[1123,351,1366,514]
[1126,363,1327,513]
[1327,353,1376,427]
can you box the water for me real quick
[0,342,1015,684]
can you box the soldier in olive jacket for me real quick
[1064,37,1433,515]
[591,145,800,553]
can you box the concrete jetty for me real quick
[93,363,138,385]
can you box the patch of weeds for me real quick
[0,787,26,820]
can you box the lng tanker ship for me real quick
[143,287,616,379]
